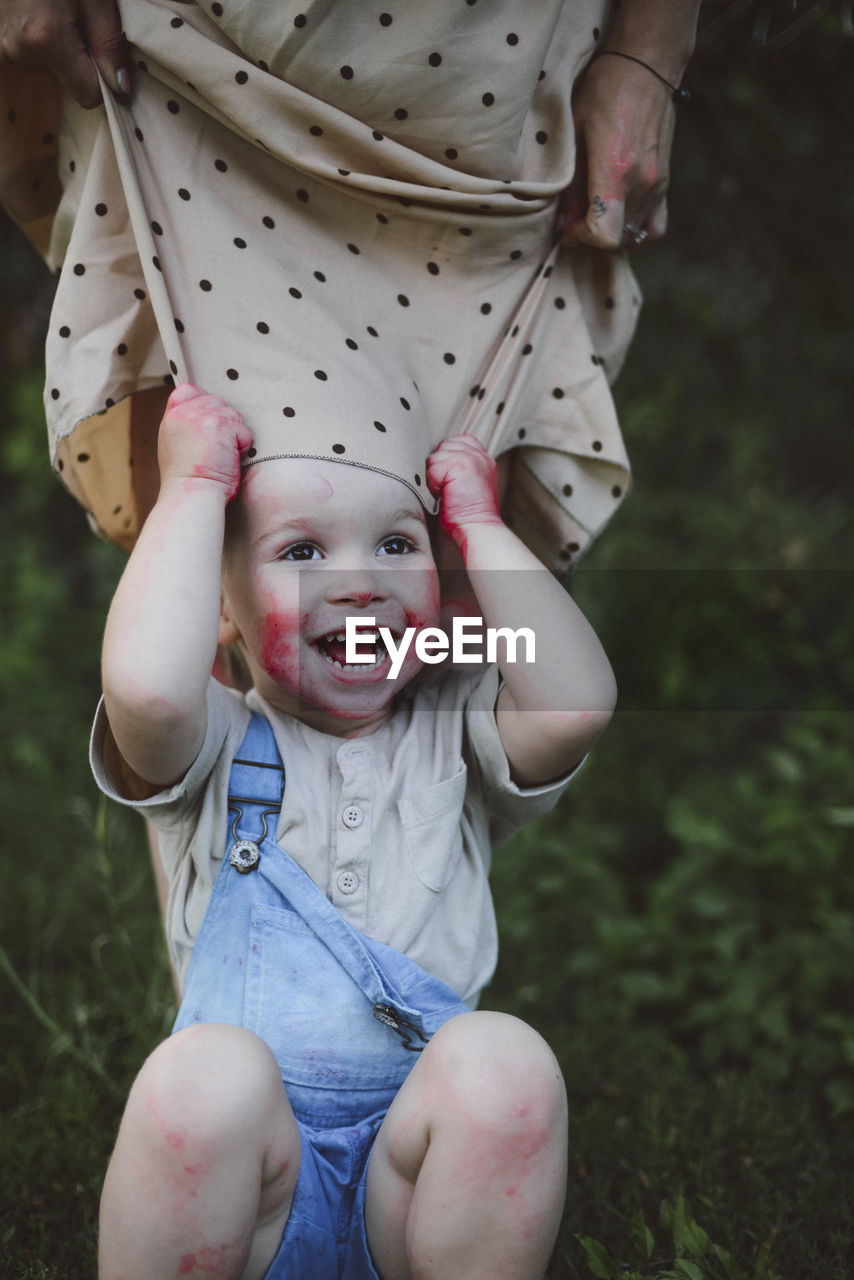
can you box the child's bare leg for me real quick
[98,1024,301,1280]
[365,1011,568,1280]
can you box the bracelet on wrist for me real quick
[596,50,691,104]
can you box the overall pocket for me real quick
[242,901,416,1097]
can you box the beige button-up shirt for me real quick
[91,666,576,1005]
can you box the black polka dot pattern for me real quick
[46,13,631,560]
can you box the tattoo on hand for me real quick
[591,194,607,219]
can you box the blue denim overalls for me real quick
[173,712,470,1279]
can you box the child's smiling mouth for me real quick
[314,628,390,672]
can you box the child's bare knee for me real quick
[430,1011,567,1138]
[124,1023,290,1156]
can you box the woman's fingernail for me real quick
[116,68,131,99]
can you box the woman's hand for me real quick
[561,51,678,251]
[0,0,130,107]
[157,384,254,504]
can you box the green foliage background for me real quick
[1,10,852,1278]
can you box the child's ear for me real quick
[218,592,242,647]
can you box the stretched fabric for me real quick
[1,0,637,566]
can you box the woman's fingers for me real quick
[0,0,130,107]
[561,55,676,251]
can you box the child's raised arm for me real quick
[101,384,252,796]
[427,435,617,786]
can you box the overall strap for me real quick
[226,712,285,870]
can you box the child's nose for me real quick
[325,574,387,607]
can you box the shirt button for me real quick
[337,870,360,895]
[342,804,364,829]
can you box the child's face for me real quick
[220,458,440,736]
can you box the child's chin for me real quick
[305,663,423,718]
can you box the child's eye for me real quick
[377,536,416,557]
[280,541,322,561]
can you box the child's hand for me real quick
[157,384,253,502]
[427,435,502,552]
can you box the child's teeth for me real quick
[319,636,388,671]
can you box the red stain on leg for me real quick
[175,1244,244,1277]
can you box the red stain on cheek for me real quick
[404,611,435,634]
[258,609,301,683]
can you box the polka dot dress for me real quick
[17,0,636,567]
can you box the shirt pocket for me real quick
[398,764,467,893]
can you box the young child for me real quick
[93,382,617,1280]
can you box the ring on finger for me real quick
[622,223,648,246]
